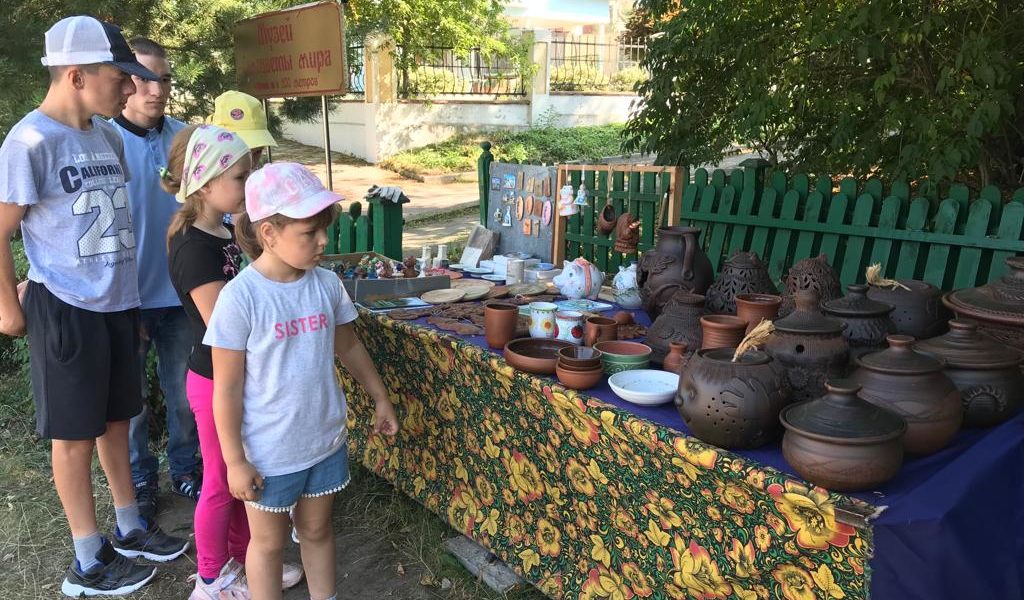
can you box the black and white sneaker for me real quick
[112,519,189,562]
[61,539,156,597]
[134,480,159,521]
[171,474,201,502]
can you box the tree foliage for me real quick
[1,0,518,135]
[624,0,1024,189]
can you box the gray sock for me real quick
[72,532,103,571]
[115,503,145,537]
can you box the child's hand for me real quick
[227,460,264,501]
[373,399,399,436]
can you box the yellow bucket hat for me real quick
[206,91,277,150]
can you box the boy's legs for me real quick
[293,495,336,600]
[152,307,200,487]
[51,439,99,537]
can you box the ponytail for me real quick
[164,124,203,248]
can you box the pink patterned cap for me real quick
[245,162,344,221]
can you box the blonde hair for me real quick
[163,124,203,247]
[236,205,340,260]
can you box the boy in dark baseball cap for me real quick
[0,15,187,596]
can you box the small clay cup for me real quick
[557,346,603,369]
[584,316,618,347]
[735,293,782,333]
[485,303,520,350]
[613,311,635,325]
[700,315,748,349]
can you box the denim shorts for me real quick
[247,445,350,513]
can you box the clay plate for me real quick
[504,338,574,374]
[421,289,466,304]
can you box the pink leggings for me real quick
[187,370,250,579]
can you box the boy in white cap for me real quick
[0,16,187,596]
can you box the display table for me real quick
[337,304,1024,600]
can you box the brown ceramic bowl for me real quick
[555,363,604,390]
[504,338,575,375]
[557,346,603,369]
[556,358,604,373]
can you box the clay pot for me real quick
[676,348,790,449]
[555,363,603,390]
[597,204,617,235]
[823,284,897,357]
[764,290,850,403]
[637,226,714,320]
[780,380,906,491]
[612,311,635,325]
[699,315,748,350]
[645,291,705,363]
[914,319,1024,428]
[943,257,1024,353]
[851,335,962,455]
[484,303,520,350]
[868,279,949,340]
[584,316,618,347]
[705,252,779,314]
[735,293,782,333]
[779,254,842,316]
[662,342,689,374]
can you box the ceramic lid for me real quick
[774,290,845,335]
[781,379,906,441]
[914,319,1022,369]
[722,251,766,270]
[856,334,945,374]
[943,257,1024,325]
[824,284,895,318]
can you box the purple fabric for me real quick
[399,289,1024,599]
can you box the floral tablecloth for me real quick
[339,311,872,600]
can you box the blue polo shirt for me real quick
[111,114,186,309]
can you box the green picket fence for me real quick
[554,165,687,274]
[328,197,404,259]
[679,165,1024,290]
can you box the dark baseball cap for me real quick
[40,16,159,81]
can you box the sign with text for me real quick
[234,1,346,98]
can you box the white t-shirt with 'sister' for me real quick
[204,266,357,476]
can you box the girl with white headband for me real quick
[161,124,303,598]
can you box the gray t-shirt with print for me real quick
[204,266,358,477]
[0,110,139,311]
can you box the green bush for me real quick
[405,67,468,96]
[550,65,607,92]
[380,123,626,175]
[610,67,647,92]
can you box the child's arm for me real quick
[211,346,264,500]
[190,281,226,325]
[334,323,399,436]
[0,204,26,337]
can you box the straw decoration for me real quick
[865,263,910,290]
[733,319,774,362]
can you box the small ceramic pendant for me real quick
[574,181,589,205]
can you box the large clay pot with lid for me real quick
[914,319,1024,428]
[780,380,906,491]
[764,289,850,403]
[637,226,714,320]
[943,257,1024,353]
[823,284,897,357]
[676,348,790,449]
[704,251,778,314]
[645,291,705,363]
[851,335,962,455]
[868,279,950,340]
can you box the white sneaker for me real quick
[282,561,304,590]
[187,559,250,600]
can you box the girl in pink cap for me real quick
[162,126,303,598]
[205,162,399,600]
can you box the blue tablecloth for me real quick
[393,292,1024,600]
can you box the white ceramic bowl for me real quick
[608,369,679,406]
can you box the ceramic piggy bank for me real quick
[553,258,605,300]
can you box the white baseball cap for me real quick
[245,162,344,221]
[41,16,159,81]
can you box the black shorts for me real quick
[24,281,143,440]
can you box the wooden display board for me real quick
[485,162,558,262]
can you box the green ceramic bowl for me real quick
[594,341,653,374]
